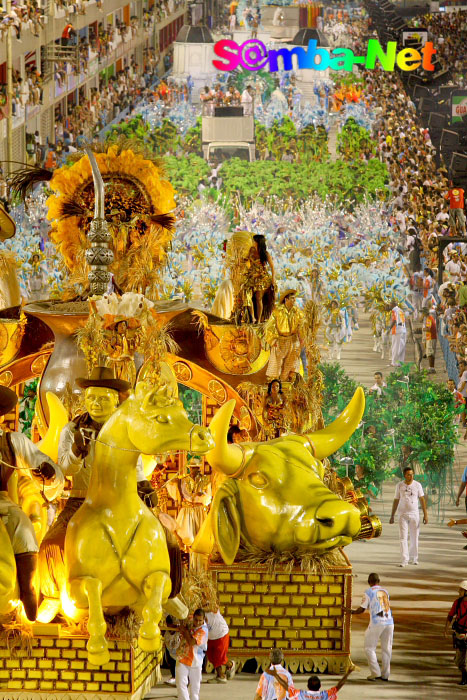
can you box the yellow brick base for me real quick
[210,549,353,674]
[0,634,160,699]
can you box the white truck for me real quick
[202,107,255,162]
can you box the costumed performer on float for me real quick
[243,234,275,324]
[170,459,211,570]
[0,385,63,620]
[265,289,304,382]
[39,367,156,618]
[262,379,287,439]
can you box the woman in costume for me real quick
[262,379,287,439]
[27,253,46,301]
[324,299,346,360]
[244,234,275,323]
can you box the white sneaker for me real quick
[399,563,408,567]
[226,660,236,680]
[411,561,418,565]
[164,678,176,686]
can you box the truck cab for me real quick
[202,106,255,162]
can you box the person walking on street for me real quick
[445,581,467,685]
[422,304,437,373]
[349,573,394,682]
[163,615,180,686]
[175,609,208,700]
[205,605,235,683]
[390,466,428,566]
[455,464,467,517]
[389,303,407,367]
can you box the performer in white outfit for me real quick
[350,573,394,681]
[389,466,428,566]
[389,303,407,367]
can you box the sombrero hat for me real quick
[76,366,131,392]
[0,385,18,415]
[0,204,16,241]
[279,288,297,304]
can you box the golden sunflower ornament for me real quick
[10,143,176,296]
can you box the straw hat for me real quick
[279,289,297,304]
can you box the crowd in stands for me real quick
[0,0,44,41]
[347,14,466,386]
[417,9,467,85]
[23,48,165,167]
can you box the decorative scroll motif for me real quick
[208,379,227,404]
[30,355,48,376]
[172,361,193,382]
[0,370,13,386]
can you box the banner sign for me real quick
[452,92,467,124]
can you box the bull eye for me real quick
[248,472,269,489]
[155,414,169,424]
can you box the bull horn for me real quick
[307,387,365,460]
[206,399,254,475]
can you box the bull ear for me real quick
[211,479,241,566]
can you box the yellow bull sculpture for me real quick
[65,381,214,666]
[193,388,366,564]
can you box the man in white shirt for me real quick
[369,371,387,396]
[349,573,394,682]
[445,252,466,283]
[205,607,235,683]
[389,466,428,566]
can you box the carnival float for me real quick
[0,142,381,700]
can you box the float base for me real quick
[210,550,353,674]
[0,633,159,699]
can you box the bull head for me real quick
[193,388,365,564]
[125,381,214,455]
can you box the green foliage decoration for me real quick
[164,154,210,199]
[337,117,378,161]
[320,363,458,504]
[218,158,388,209]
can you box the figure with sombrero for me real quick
[0,385,62,620]
[264,289,305,382]
[168,459,211,571]
[38,367,156,618]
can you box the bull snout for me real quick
[190,425,215,454]
[295,497,361,546]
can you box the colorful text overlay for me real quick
[213,39,436,73]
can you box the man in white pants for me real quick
[175,609,208,700]
[349,573,394,681]
[389,303,407,367]
[389,466,428,566]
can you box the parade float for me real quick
[0,143,381,699]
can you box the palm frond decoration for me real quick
[74,307,106,374]
[236,543,347,573]
[150,212,176,231]
[9,166,53,202]
[140,320,179,381]
[58,197,89,220]
[191,310,210,334]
